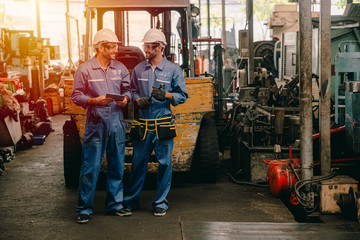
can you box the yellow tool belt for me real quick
[130,116,176,141]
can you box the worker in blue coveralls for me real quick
[71,29,132,224]
[124,28,188,217]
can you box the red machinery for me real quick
[265,157,301,197]
[266,126,360,208]
[0,78,20,92]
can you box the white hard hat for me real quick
[93,28,119,49]
[142,28,167,46]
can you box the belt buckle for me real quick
[147,121,156,130]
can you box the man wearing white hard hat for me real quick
[71,28,132,223]
[124,28,188,217]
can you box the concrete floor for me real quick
[0,114,358,240]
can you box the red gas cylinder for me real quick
[265,159,301,197]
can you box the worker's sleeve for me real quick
[131,69,141,101]
[71,67,90,109]
[120,67,131,99]
[170,67,188,106]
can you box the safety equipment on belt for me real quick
[93,28,120,49]
[130,117,176,141]
[142,28,167,46]
[151,86,166,101]
[156,123,176,140]
[136,97,151,109]
[129,121,145,141]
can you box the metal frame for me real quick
[334,51,360,124]
[84,0,194,77]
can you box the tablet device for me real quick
[106,93,125,101]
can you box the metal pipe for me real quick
[299,0,313,180]
[76,19,81,61]
[163,11,171,60]
[319,0,331,175]
[198,0,201,38]
[274,108,285,135]
[65,0,73,76]
[214,44,224,120]
[247,0,254,84]
[84,5,91,60]
[207,0,211,72]
[222,0,227,62]
[35,0,44,97]
[187,7,195,77]
[35,0,41,38]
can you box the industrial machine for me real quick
[259,3,360,221]
[0,28,58,148]
[0,29,60,101]
[228,68,303,183]
[227,20,305,183]
[63,0,220,187]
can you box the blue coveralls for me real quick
[124,57,188,211]
[71,56,131,216]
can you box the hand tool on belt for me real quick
[130,116,176,140]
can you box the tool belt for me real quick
[130,116,176,141]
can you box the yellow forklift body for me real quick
[64,77,214,172]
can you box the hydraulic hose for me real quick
[227,172,268,188]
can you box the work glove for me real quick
[151,86,166,101]
[136,97,151,109]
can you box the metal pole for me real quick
[35,0,44,97]
[207,0,211,73]
[319,0,331,176]
[187,7,195,77]
[198,0,201,38]
[35,0,41,38]
[85,5,91,60]
[215,44,224,121]
[76,20,81,61]
[247,0,254,84]
[66,0,73,76]
[222,0,227,62]
[299,0,313,181]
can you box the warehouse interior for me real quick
[1,0,360,239]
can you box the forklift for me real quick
[63,0,221,187]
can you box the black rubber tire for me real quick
[191,118,220,183]
[63,117,82,188]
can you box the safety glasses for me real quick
[142,44,160,50]
[103,44,118,50]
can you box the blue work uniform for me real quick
[125,57,188,211]
[71,56,131,216]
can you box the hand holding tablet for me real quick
[106,93,125,101]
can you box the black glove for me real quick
[151,86,166,101]
[136,97,151,109]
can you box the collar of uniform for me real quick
[91,55,116,70]
[145,57,167,71]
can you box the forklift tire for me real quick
[63,117,82,188]
[192,118,220,183]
